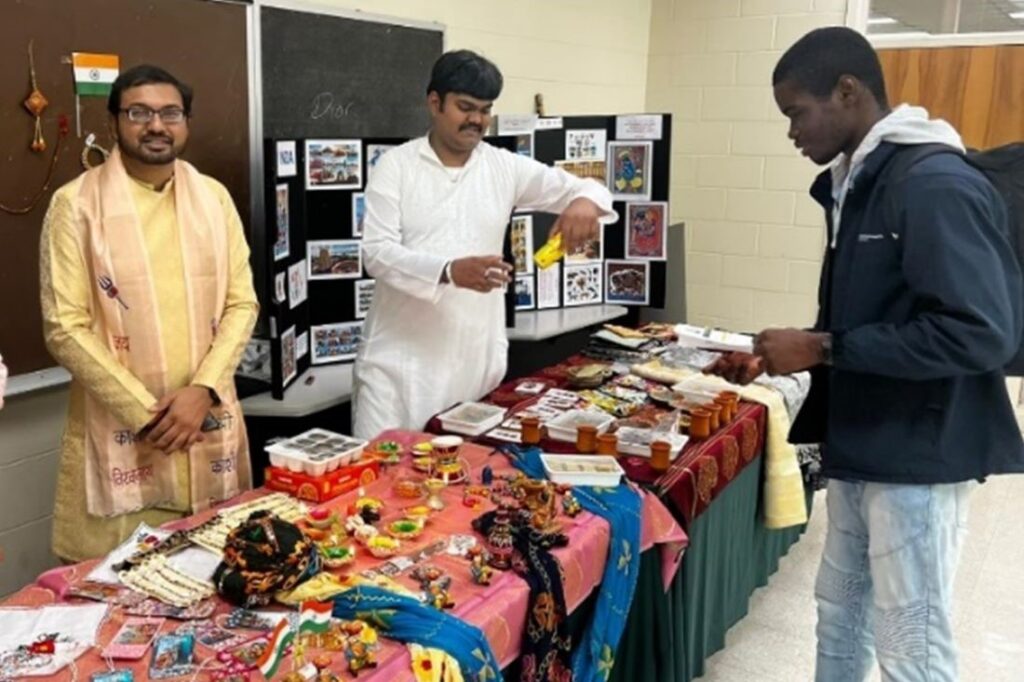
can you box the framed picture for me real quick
[305,139,362,190]
[554,160,607,183]
[280,325,297,385]
[355,279,375,319]
[274,272,287,304]
[607,141,653,201]
[565,129,607,161]
[564,224,603,264]
[605,260,650,306]
[510,215,534,276]
[626,201,668,260]
[514,275,535,311]
[287,261,307,308]
[311,321,363,365]
[307,240,362,280]
[537,262,561,309]
[273,184,289,261]
[296,331,309,360]
[366,144,394,181]
[563,262,603,307]
[351,193,366,237]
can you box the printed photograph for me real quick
[510,214,534,276]
[307,240,362,280]
[607,141,652,201]
[273,184,289,261]
[287,261,307,308]
[305,139,362,190]
[555,160,607,183]
[605,260,650,306]
[515,275,535,311]
[352,192,366,237]
[626,201,668,260]
[563,262,603,307]
[281,325,297,385]
[311,321,363,364]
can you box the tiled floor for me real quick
[695,473,1024,681]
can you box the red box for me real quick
[264,459,381,503]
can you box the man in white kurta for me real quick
[354,51,615,438]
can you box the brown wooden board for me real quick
[0,0,249,376]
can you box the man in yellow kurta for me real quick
[40,65,258,561]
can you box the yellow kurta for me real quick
[40,173,258,562]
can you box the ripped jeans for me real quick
[814,479,973,682]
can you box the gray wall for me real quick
[0,387,65,596]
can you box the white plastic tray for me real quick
[541,454,624,487]
[438,402,506,436]
[544,409,615,443]
[614,427,689,460]
[265,428,367,476]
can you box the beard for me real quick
[119,134,184,165]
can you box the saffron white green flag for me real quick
[72,53,119,96]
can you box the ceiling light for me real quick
[1011,11,1024,19]
[867,16,898,25]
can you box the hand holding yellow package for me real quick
[534,233,564,270]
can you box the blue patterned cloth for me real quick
[332,586,502,681]
[500,445,642,682]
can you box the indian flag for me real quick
[72,53,119,96]
[299,600,333,634]
[257,619,295,679]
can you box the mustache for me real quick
[141,134,173,144]
[459,124,482,133]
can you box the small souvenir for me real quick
[404,505,432,520]
[369,440,402,465]
[386,518,425,540]
[467,547,494,586]
[365,536,401,558]
[353,497,384,523]
[91,672,134,682]
[345,515,379,543]
[486,506,515,570]
[339,621,379,674]
[222,609,281,632]
[562,491,582,517]
[148,633,195,680]
[411,566,455,610]
[105,617,164,660]
[319,544,356,569]
[463,493,484,510]
[424,478,446,511]
[305,508,338,531]
[481,465,494,485]
[393,479,423,499]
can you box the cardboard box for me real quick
[264,459,380,503]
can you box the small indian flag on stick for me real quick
[299,600,333,634]
[72,53,119,96]
[257,619,295,680]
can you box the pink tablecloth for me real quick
[5,430,686,681]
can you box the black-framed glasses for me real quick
[119,106,187,124]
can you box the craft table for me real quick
[430,353,813,682]
[2,430,686,682]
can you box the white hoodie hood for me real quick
[829,104,965,248]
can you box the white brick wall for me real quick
[645,0,846,330]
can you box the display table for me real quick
[2,430,685,682]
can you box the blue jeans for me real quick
[814,479,973,682]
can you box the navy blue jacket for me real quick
[790,142,1024,483]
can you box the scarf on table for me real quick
[76,147,250,516]
[473,508,573,682]
[501,446,641,682]
[332,586,502,682]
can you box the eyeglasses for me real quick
[119,106,187,124]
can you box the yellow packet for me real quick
[533,233,564,270]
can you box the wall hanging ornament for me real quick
[25,41,49,152]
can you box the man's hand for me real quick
[703,352,765,386]
[144,386,213,454]
[449,255,513,293]
[753,329,828,376]
[550,197,602,256]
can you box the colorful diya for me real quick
[365,535,401,558]
[386,518,425,540]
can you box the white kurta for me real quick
[353,137,615,438]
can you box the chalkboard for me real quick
[0,0,250,377]
[260,6,443,140]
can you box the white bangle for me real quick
[444,260,454,285]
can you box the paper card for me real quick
[514,276,535,311]
[355,279,375,319]
[607,141,653,202]
[625,201,668,260]
[276,141,297,177]
[305,139,362,191]
[537,262,561,310]
[273,184,290,262]
[287,261,307,308]
[497,113,537,135]
[563,262,603,307]
[296,331,309,360]
[615,114,663,140]
[565,129,607,161]
[307,239,362,280]
[536,117,563,130]
[605,260,650,306]
[274,272,287,304]
[281,325,297,385]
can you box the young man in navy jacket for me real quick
[708,27,1023,682]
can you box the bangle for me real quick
[444,260,454,285]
